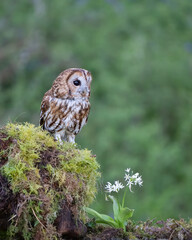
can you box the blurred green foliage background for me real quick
[1,0,192,221]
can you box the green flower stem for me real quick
[122,187,128,208]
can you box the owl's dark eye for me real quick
[73,79,81,86]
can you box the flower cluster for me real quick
[124,168,143,192]
[105,180,124,193]
[86,167,143,232]
[105,168,143,193]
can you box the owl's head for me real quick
[52,68,92,100]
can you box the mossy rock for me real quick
[0,122,100,240]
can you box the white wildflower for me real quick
[105,182,113,193]
[125,168,131,173]
[105,168,143,194]
[124,173,130,181]
[127,180,134,192]
[105,180,124,193]
[124,168,143,192]
[135,176,143,186]
[113,180,124,192]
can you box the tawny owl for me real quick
[40,68,92,143]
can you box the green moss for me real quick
[0,122,100,239]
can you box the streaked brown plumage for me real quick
[40,68,92,143]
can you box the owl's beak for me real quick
[79,86,89,96]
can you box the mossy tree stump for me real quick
[0,123,100,240]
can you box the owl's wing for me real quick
[40,96,50,129]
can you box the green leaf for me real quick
[85,207,117,228]
[108,195,134,230]
[108,195,120,222]
[118,206,134,224]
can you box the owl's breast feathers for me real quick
[40,93,90,135]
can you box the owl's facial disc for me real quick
[67,71,91,99]
[72,79,89,98]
